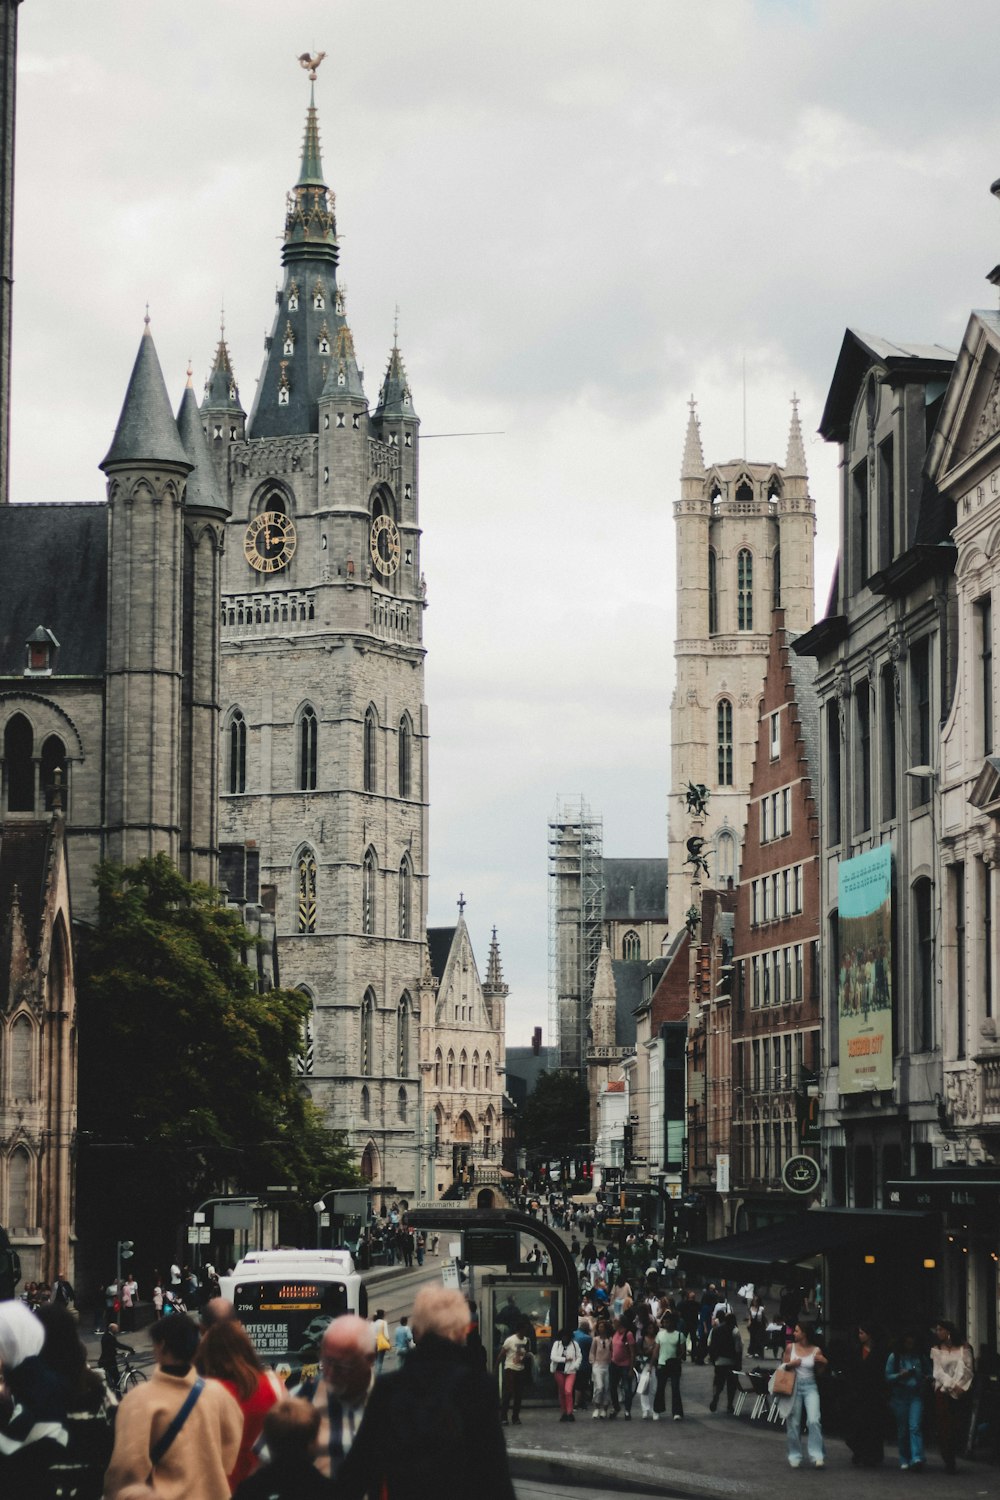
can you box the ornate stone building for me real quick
[421,919,508,1197]
[215,82,429,1194]
[668,401,815,936]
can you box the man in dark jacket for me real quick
[333,1286,515,1500]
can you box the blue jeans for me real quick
[786,1382,824,1465]
[891,1394,924,1467]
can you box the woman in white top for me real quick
[931,1320,975,1473]
[549,1323,583,1422]
[782,1321,828,1469]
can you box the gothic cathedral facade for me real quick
[668,401,815,936]
[214,87,427,1196]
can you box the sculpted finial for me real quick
[297,51,327,82]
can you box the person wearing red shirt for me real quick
[609,1320,635,1419]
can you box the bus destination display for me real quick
[236,1279,347,1365]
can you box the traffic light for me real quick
[119,1240,134,1261]
[623,1124,633,1169]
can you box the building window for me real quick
[826,700,841,846]
[855,683,872,833]
[878,436,895,568]
[362,847,377,935]
[914,878,934,1052]
[360,1084,370,1119]
[363,706,377,792]
[769,711,780,760]
[397,1086,408,1122]
[622,929,640,961]
[773,545,781,611]
[472,1051,480,1088]
[228,711,247,794]
[910,639,931,806]
[394,994,409,1075]
[297,849,317,933]
[10,1015,34,1100]
[978,596,994,757]
[3,713,34,813]
[717,829,737,883]
[298,705,318,791]
[8,1146,31,1229]
[708,548,718,634]
[717,699,734,785]
[398,855,412,939]
[737,550,753,630]
[751,881,759,926]
[295,990,315,1077]
[446,1049,454,1087]
[360,990,375,1075]
[954,863,966,1061]
[880,665,897,821]
[40,735,67,812]
[484,1052,492,1090]
[398,715,412,798]
[982,859,993,1024]
[460,1050,468,1087]
[853,460,869,586]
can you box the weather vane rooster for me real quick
[298,52,327,82]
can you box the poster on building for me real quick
[838,844,893,1093]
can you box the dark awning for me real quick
[887,1176,1000,1212]
[678,1208,936,1275]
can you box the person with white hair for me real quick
[0,1299,69,1499]
[333,1287,514,1500]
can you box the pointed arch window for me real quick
[228,711,247,794]
[4,713,34,813]
[622,929,640,961]
[484,1051,492,1091]
[363,706,377,792]
[360,989,375,1076]
[737,549,753,630]
[10,1015,34,1100]
[398,854,412,939]
[708,549,719,635]
[472,1050,480,1088]
[434,1048,442,1087]
[397,1087,408,1123]
[773,545,782,611]
[362,847,377,935]
[8,1146,31,1230]
[298,705,318,791]
[398,715,412,798]
[446,1049,455,1088]
[717,699,734,786]
[484,1109,494,1158]
[360,1084,371,1120]
[297,848,317,933]
[396,994,410,1075]
[295,988,315,1077]
[459,1049,468,1088]
[40,734,67,812]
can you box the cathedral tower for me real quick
[216,72,427,1194]
[667,400,815,935]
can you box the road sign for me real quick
[782,1155,821,1196]
[441,1260,460,1289]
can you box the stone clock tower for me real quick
[215,74,428,1196]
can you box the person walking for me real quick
[197,1318,281,1492]
[35,1303,115,1500]
[842,1323,886,1468]
[104,1312,242,1500]
[372,1310,391,1376]
[930,1319,975,1473]
[707,1311,742,1414]
[589,1318,613,1419]
[289,1315,376,1481]
[393,1316,414,1368]
[232,1399,330,1500]
[608,1318,636,1419]
[549,1324,582,1422]
[636,1322,658,1420]
[746,1296,767,1360]
[0,1301,69,1500]
[332,1286,515,1500]
[782,1321,827,1470]
[654,1310,685,1421]
[497,1317,531,1426]
[886,1331,931,1472]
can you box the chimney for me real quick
[532,1026,541,1056]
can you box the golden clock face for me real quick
[244,510,297,573]
[370,514,401,577]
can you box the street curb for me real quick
[506,1449,751,1499]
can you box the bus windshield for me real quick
[234,1277,349,1367]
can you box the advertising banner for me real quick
[838,844,893,1093]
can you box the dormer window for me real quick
[283,321,295,356]
[335,287,346,315]
[337,369,346,387]
[352,414,360,430]
[278,361,290,407]
[312,281,325,311]
[318,322,331,355]
[213,424,223,441]
[336,412,345,428]
[25,626,58,676]
[288,282,299,311]
[404,432,412,447]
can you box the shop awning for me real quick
[678,1208,935,1275]
[887,1175,1000,1211]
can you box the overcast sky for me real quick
[10,1,1000,1044]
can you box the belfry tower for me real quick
[215,66,427,1195]
[667,400,815,935]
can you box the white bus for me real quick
[219,1249,367,1373]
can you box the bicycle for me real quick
[105,1351,148,1397]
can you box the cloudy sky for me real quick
[10,1,1000,1042]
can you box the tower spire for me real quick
[485,926,506,991]
[203,310,243,413]
[283,61,337,267]
[785,392,808,479]
[681,394,705,479]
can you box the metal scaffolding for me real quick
[548,796,604,1074]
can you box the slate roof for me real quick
[603,858,668,920]
[0,822,50,978]
[785,632,821,786]
[820,328,956,443]
[427,925,457,983]
[101,328,189,471]
[176,385,229,516]
[0,504,107,677]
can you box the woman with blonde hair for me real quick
[197,1318,281,1492]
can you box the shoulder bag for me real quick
[148,1377,205,1477]
[769,1365,796,1397]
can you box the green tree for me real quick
[77,855,357,1263]
[519,1069,591,1161]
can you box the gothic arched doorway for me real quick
[476,1188,496,1209]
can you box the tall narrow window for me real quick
[880,665,897,821]
[40,735,67,811]
[363,706,377,792]
[737,550,753,630]
[460,1050,468,1087]
[298,705,317,791]
[982,859,993,1023]
[228,711,247,794]
[472,1050,480,1088]
[4,713,33,813]
[954,864,966,1061]
[8,1146,31,1229]
[10,1015,34,1099]
[396,994,410,1075]
[717,699,734,785]
[826,701,841,846]
[360,990,375,1076]
[398,714,412,797]
[622,930,640,961]
[360,1084,370,1119]
[362,847,377,935]
[914,878,933,1053]
[978,596,993,756]
[708,549,719,634]
[484,1052,492,1090]
[297,849,317,933]
[910,639,931,806]
[446,1049,454,1087]
[853,461,869,585]
[397,854,412,939]
[773,545,781,611]
[855,683,871,832]
[397,1087,408,1123]
[878,437,895,569]
[295,989,315,1076]
[828,910,840,1067]
[434,1048,442,1087]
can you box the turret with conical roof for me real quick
[101,321,191,872]
[681,395,706,489]
[776,393,815,637]
[201,316,246,487]
[482,925,509,1033]
[590,941,617,1050]
[374,337,417,422]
